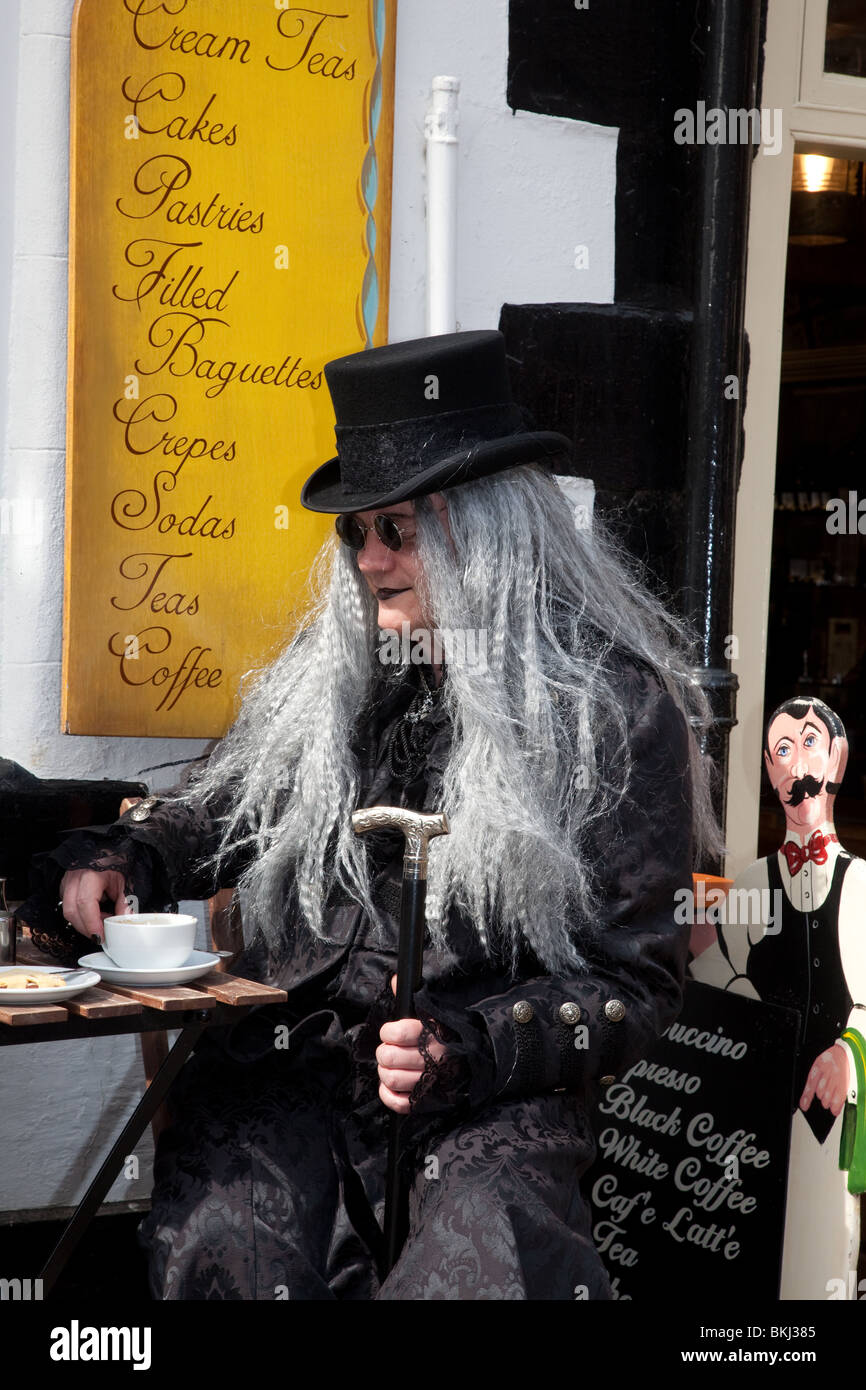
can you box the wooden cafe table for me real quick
[0,928,287,1296]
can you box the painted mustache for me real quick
[785,774,824,807]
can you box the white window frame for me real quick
[799,0,866,127]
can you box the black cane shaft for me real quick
[382,872,428,1276]
[394,875,426,1015]
[351,808,449,1282]
[383,1112,405,1274]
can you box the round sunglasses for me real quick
[335,513,412,552]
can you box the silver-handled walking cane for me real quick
[352,805,450,1277]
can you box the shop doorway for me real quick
[726,0,866,876]
[760,151,866,857]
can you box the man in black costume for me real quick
[22,331,717,1299]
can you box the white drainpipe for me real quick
[424,76,460,336]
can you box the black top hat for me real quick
[300,330,572,513]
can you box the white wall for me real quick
[0,0,20,466]
[388,0,615,340]
[0,0,617,1216]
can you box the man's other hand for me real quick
[376,973,447,1115]
[799,1042,850,1117]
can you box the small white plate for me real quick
[76,949,220,987]
[0,966,101,1006]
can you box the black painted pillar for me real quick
[505,0,768,861]
[682,0,763,845]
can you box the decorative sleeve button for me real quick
[128,796,160,822]
[599,1074,616,1086]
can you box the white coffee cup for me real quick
[102,913,197,970]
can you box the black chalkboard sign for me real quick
[585,980,800,1299]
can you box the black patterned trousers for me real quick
[137,1011,611,1301]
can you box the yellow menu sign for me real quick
[63,0,396,735]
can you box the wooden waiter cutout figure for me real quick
[692,696,866,1300]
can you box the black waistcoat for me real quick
[746,851,852,1143]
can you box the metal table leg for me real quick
[39,1013,210,1296]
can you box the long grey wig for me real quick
[176,464,722,973]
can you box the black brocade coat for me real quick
[20,658,693,1300]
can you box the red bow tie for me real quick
[780,831,838,876]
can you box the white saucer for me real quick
[76,949,220,987]
[0,966,101,1005]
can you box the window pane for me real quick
[825,0,866,78]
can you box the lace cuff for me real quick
[351,978,497,1120]
[15,829,172,965]
[410,982,497,1115]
